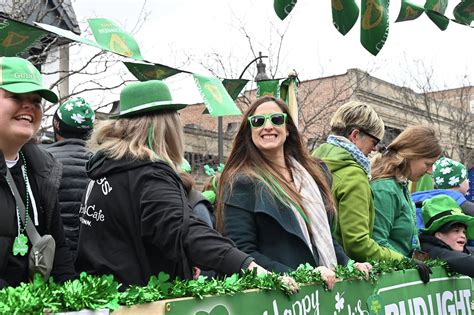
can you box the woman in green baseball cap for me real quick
[419,195,474,277]
[75,81,298,290]
[0,57,75,288]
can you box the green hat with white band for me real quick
[114,80,186,118]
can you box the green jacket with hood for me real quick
[313,143,403,262]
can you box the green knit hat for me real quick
[421,195,474,239]
[53,97,95,139]
[0,57,58,103]
[432,157,468,189]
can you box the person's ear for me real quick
[434,231,443,239]
[348,129,359,143]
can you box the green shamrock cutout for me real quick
[367,294,385,315]
[195,304,230,315]
[13,234,28,256]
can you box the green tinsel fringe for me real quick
[0,258,452,314]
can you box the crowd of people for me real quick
[1,56,473,291]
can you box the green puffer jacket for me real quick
[313,143,403,262]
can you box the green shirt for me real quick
[313,144,403,262]
[371,178,419,257]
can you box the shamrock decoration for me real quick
[13,234,28,256]
[204,165,216,176]
[217,163,225,173]
[367,294,384,315]
[335,291,345,312]
[195,305,230,315]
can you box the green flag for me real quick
[453,0,474,25]
[222,79,248,100]
[35,22,99,48]
[395,0,424,22]
[123,61,182,81]
[360,0,389,56]
[193,74,242,117]
[87,18,143,60]
[425,0,450,30]
[274,0,297,20]
[332,0,360,35]
[0,17,49,57]
[256,79,280,98]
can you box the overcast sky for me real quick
[70,0,474,105]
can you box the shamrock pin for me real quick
[13,234,28,256]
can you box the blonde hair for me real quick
[330,101,385,140]
[371,125,442,181]
[87,111,184,171]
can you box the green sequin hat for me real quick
[113,80,187,118]
[421,195,474,238]
[0,57,58,103]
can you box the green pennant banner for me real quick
[256,79,281,98]
[35,22,99,48]
[0,17,49,57]
[193,74,242,117]
[426,10,450,30]
[332,0,360,35]
[123,61,182,81]
[87,18,143,60]
[453,0,474,25]
[274,0,298,20]
[279,77,292,102]
[222,79,249,100]
[360,0,389,56]
[395,0,424,22]
[425,0,450,30]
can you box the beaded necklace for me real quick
[5,151,31,256]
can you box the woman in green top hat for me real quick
[75,80,297,290]
[419,195,474,277]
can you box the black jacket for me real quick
[46,139,90,253]
[0,144,76,287]
[420,233,474,277]
[223,174,349,273]
[75,153,250,287]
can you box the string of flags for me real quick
[274,0,473,56]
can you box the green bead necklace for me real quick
[6,151,30,256]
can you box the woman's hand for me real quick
[314,266,336,290]
[354,262,372,280]
[247,261,299,294]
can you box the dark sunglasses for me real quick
[248,113,287,128]
[359,128,381,145]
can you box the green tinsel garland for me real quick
[0,258,452,314]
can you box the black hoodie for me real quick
[75,152,250,287]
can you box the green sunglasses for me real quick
[248,113,287,128]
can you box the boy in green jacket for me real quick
[313,101,403,262]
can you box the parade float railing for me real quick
[1,260,472,314]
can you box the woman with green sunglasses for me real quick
[216,96,371,290]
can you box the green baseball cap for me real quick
[113,80,186,118]
[421,195,474,239]
[0,57,58,103]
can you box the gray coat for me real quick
[46,139,90,253]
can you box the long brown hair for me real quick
[215,96,335,232]
[371,125,442,181]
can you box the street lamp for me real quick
[217,52,269,163]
